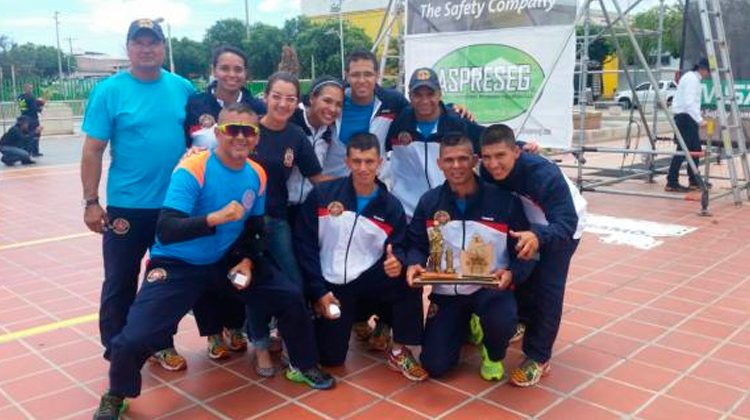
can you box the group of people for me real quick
[0,83,45,166]
[84,18,586,420]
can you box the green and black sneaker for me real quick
[285,366,335,390]
[468,313,484,345]
[92,392,127,420]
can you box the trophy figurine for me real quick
[460,234,494,279]
[415,223,497,285]
[427,226,444,272]
[445,248,454,274]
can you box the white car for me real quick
[615,80,677,109]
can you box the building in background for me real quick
[301,0,399,50]
[72,53,129,79]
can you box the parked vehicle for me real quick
[615,80,677,109]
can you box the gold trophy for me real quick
[414,212,499,286]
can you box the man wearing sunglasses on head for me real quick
[94,103,333,420]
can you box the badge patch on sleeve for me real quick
[110,218,130,235]
[146,268,168,283]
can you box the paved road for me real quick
[0,133,85,171]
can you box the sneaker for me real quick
[353,321,372,341]
[368,321,391,352]
[207,334,230,360]
[479,345,505,381]
[148,348,187,371]
[510,358,551,387]
[224,328,248,352]
[285,366,335,390]
[31,152,43,157]
[387,346,429,382]
[93,392,127,420]
[664,184,690,192]
[509,323,526,344]
[468,313,484,345]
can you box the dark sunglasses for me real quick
[217,123,259,138]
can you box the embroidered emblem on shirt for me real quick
[146,268,167,283]
[327,201,344,217]
[198,113,216,128]
[433,210,451,226]
[393,131,413,146]
[111,218,130,235]
[242,189,256,210]
[283,147,295,168]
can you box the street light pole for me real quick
[331,0,345,79]
[53,11,64,79]
[244,0,251,41]
[339,5,345,79]
[167,22,175,73]
[154,17,175,73]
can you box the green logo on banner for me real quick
[434,44,545,123]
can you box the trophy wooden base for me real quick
[414,272,499,286]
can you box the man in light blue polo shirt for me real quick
[80,18,195,371]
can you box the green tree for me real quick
[577,25,615,65]
[3,42,75,78]
[203,18,247,50]
[619,4,684,65]
[242,23,285,79]
[169,37,209,79]
[283,16,313,40]
[292,20,372,79]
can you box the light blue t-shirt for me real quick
[416,119,439,137]
[150,151,267,265]
[82,69,195,208]
[340,95,374,145]
[356,186,379,214]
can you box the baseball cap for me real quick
[696,57,710,70]
[409,67,441,92]
[126,18,165,43]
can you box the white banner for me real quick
[405,0,578,148]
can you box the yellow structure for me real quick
[310,8,401,55]
[601,54,619,99]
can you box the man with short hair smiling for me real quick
[387,67,485,217]
[479,124,586,387]
[80,18,196,371]
[295,132,427,382]
[322,49,409,179]
[93,103,333,420]
[405,133,535,381]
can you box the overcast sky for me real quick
[1,0,301,57]
[1,0,677,58]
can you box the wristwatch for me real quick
[82,197,99,208]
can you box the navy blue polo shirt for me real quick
[254,122,322,218]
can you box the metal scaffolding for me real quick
[561,0,750,215]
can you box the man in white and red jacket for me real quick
[295,132,428,382]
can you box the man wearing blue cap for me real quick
[80,18,196,372]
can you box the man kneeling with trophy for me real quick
[406,133,536,381]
